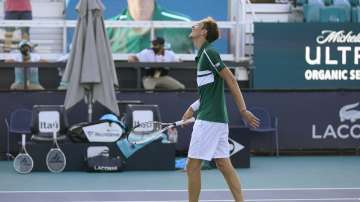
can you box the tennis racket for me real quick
[13,134,33,174]
[126,117,195,145]
[46,131,66,173]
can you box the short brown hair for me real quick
[201,17,219,43]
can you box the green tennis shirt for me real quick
[106,3,193,53]
[196,41,228,123]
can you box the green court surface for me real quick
[0,156,359,191]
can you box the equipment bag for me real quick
[86,146,125,172]
[68,120,125,143]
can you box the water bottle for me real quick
[167,128,178,143]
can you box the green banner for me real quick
[253,23,360,89]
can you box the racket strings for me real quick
[14,154,33,174]
[47,133,66,173]
[137,122,163,131]
[128,122,168,144]
[132,122,165,135]
[46,149,66,173]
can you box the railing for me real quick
[0,60,251,90]
[0,20,253,62]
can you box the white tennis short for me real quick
[188,120,230,161]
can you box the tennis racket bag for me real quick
[68,120,125,143]
[86,146,125,172]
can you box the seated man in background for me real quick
[6,40,45,90]
[128,37,185,90]
[107,0,193,54]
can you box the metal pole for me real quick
[236,0,247,61]
[235,0,242,62]
[85,87,93,123]
[88,91,93,122]
[62,0,67,54]
[150,21,155,41]
[63,21,67,54]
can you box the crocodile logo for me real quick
[339,102,360,123]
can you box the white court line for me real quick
[72,198,360,202]
[1,187,360,193]
[244,199,360,201]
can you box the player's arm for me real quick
[128,55,139,62]
[219,68,260,128]
[182,99,199,120]
[129,49,148,63]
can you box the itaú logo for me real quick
[316,30,360,44]
[312,102,360,139]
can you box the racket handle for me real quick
[175,117,195,126]
[53,131,57,139]
[21,134,26,146]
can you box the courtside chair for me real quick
[247,107,279,156]
[5,108,33,159]
[31,105,69,141]
[123,104,162,132]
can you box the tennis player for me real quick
[182,17,260,202]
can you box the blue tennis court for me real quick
[1,156,359,202]
[1,188,360,202]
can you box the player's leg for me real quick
[187,120,220,202]
[214,158,244,202]
[186,158,202,202]
[212,124,244,202]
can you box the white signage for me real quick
[38,111,60,133]
[304,30,360,81]
[132,110,154,132]
[83,122,124,142]
[228,138,244,156]
[312,102,360,139]
[316,30,360,44]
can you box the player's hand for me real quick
[181,108,194,126]
[241,110,260,129]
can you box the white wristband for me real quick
[190,99,200,111]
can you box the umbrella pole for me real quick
[85,88,93,123]
[88,91,93,123]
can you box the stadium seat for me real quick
[297,0,309,6]
[352,7,360,21]
[5,108,32,159]
[319,0,351,22]
[348,0,360,5]
[304,0,325,22]
[320,7,351,21]
[247,107,279,156]
[334,0,352,7]
[31,105,69,141]
[349,0,360,22]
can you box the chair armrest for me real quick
[271,116,279,129]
